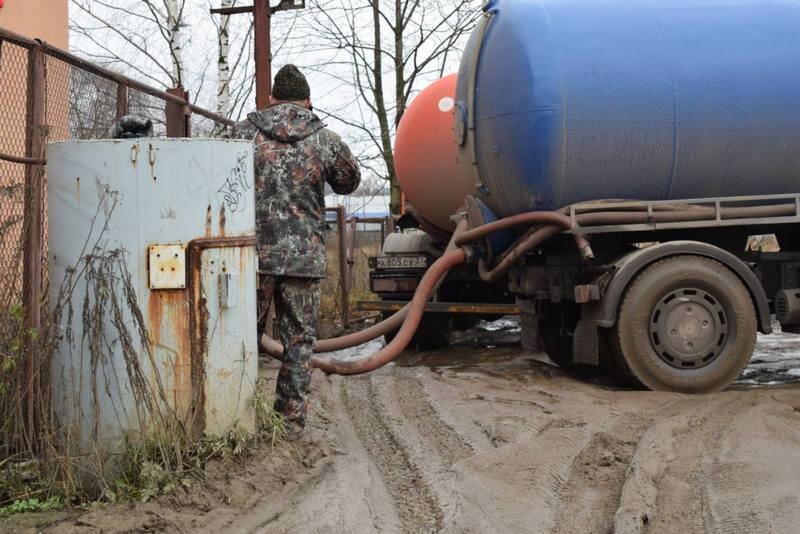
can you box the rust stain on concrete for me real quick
[148,289,191,418]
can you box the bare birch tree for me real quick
[165,0,186,86]
[295,0,479,214]
[69,0,474,161]
[70,0,188,88]
[213,0,234,135]
[70,0,298,125]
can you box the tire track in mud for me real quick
[701,398,800,534]
[551,421,647,534]
[416,374,498,452]
[703,431,764,534]
[341,376,443,533]
[392,373,473,464]
[668,396,753,534]
[618,395,750,534]
[538,429,594,516]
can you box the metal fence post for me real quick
[22,42,46,448]
[166,86,189,137]
[336,206,350,326]
[183,92,192,137]
[348,216,358,297]
[23,45,46,328]
[385,216,395,242]
[116,81,129,120]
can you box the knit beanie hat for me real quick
[272,64,310,101]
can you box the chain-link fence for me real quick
[0,36,30,311]
[0,27,234,317]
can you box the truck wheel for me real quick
[610,255,756,393]
[413,313,453,350]
[380,312,452,350]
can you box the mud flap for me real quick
[519,299,541,352]
[573,319,599,366]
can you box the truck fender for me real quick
[573,241,771,366]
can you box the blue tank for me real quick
[455,0,800,218]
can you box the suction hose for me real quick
[311,248,467,375]
[454,211,572,247]
[261,220,469,371]
[464,200,799,284]
[260,212,590,374]
[259,302,410,357]
[478,225,565,283]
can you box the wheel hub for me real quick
[650,288,727,369]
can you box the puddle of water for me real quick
[451,315,521,349]
[318,318,800,387]
[475,315,521,333]
[737,323,800,386]
[318,338,386,363]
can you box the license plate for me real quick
[376,255,427,269]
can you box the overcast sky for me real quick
[68,0,478,197]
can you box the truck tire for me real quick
[413,313,453,350]
[381,312,452,350]
[610,255,756,393]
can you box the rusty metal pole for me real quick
[184,96,193,137]
[336,206,350,326]
[22,43,46,449]
[115,82,129,120]
[166,87,190,137]
[348,216,358,295]
[23,45,46,331]
[385,215,395,238]
[254,0,271,109]
[211,1,305,110]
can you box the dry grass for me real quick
[0,181,62,506]
[319,229,382,334]
[0,189,284,513]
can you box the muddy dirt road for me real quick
[20,326,800,534]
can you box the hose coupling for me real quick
[460,245,477,264]
[575,234,594,261]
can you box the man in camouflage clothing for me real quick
[234,65,360,433]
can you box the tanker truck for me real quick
[361,0,800,392]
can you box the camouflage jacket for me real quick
[233,103,360,278]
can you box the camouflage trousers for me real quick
[259,274,320,429]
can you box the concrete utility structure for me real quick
[47,139,257,462]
